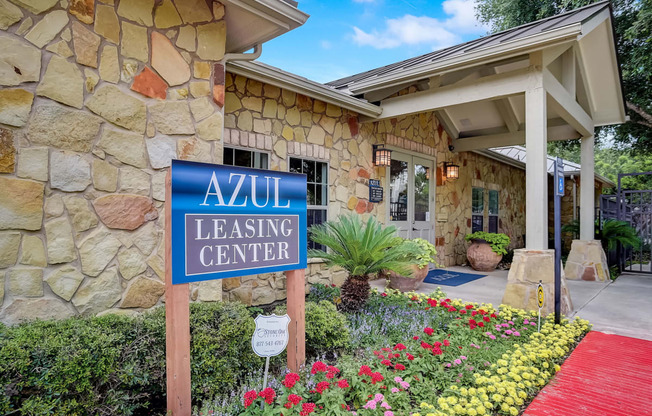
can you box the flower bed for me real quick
[196,288,591,415]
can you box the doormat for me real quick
[423,269,486,286]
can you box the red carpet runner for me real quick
[524,331,652,416]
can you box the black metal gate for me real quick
[603,172,652,274]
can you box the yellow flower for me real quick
[509,407,519,415]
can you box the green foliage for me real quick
[189,302,262,400]
[0,302,261,416]
[476,0,652,154]
[562,218,642,251]
[464,231,511,255]
[399,238,441,270]
[308,215,412,279]
[275,301,350,356]
[308,215,413,311]
[307,283,341,304]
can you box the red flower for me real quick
[434,341,442,348]
[259,387,276,405]
[448,307,457,312]
[244,390,257,408]
[300,402,316,416]
[285,402,293,409]
[337,379,350,388]
[479,309,487,315]
[406,353,415,361]
[382,347,391,352]
[465,304,474,310]
[358,365,372,376]
[490,313,498,318]
[432,347,443,355]
[315,381,330,394]
[443,339,450,347]
[381,293,388,297]
[394,343,407,350]
[311,361,327,374]
[424,327,434,336]
[421,341,432,349]
[381,359,392,366]
[478,322,485,328]
[413,336,419,340]
[469,319,477,326]
[471,310,478,316]
[283,373,300,389]
[395,363,406,370]
[288,394,303,405]
[371,372,384,384]
[460,309,467,314]
[483,316,491,322]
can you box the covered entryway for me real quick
[387,151,435,241]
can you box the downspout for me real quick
[224,43,262,62]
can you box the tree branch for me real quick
[626,101,652,128]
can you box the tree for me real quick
[476,0,652,154]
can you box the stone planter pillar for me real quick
[564,240,610,282]
[502,249,573,315]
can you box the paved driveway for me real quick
[371,267,652,341]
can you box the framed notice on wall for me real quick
[170,160,308,284]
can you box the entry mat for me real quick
[423,269,486,286]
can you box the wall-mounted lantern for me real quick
[372,144,392,167]
[443,162,459,179]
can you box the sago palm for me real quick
[308,215,412,312]
[600,219,641,251]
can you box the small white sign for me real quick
[251,314,291,357]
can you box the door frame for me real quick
[384,146,437,243]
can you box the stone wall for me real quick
[0,0,227,324]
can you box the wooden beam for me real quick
[494,98,520,133]
[573,45,595,116]
[451,123,579,152]
[543,42,573,67]
[363,82,413,103]
[286,269,305,372]
[561,48,576,98]
[543,68,593,137]
[435,109,459,140]
[378,67,531,120]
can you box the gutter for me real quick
[226,61,383,118]
[348,24,583,95]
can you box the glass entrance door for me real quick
[388,152,434,241]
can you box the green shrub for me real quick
[275,301,350,356]
[0,302,261,416]
[464,231,511,255]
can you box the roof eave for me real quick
[226,61,383,118]
[348,23,582,95]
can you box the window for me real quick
[290,157,328,250]
[472,187,484,233]
[223,147,269,169]
[488,190,499,233]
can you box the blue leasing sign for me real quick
[171,159,307,284]
[555,157,565,197]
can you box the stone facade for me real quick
[0,0,227,323]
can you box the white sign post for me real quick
[252,314,291,389]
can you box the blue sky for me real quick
[258,0,490,84]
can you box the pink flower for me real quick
[381,401,391,409]
[513,331,521,336]
[384,412,395,416]
[400,381,410,389]
[505,330,513,335]
[460,356,467,360]
[489,335,496,340]
[445,363,452,367]
[374,393,385,402]
[394,376,403,383]
[530,322,537,326]
[454,359,462,365]
[391,387,400,393]
[363,400,377,410]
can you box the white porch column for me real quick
[525,62,548,249]
[580,134,595,240]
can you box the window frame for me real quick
[488,189,499,233]
[289,156,329,251]
[471,187,484,233]
[222,146,270,170]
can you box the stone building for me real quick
[0,0,624,323]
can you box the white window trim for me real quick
[223,146,271,169]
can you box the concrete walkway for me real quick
[371,267,652,341]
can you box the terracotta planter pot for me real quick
[387,264,429,291]
[467,239,503,271]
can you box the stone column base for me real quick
[502,249,573,315]
[564,240,610,282]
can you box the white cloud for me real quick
[352,0,489,50]
[321,40,332,49]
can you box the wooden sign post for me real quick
[165,170,192,416]
[286,269,306,372]
[164,160,307,414]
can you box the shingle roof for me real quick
[326,1,610,92]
